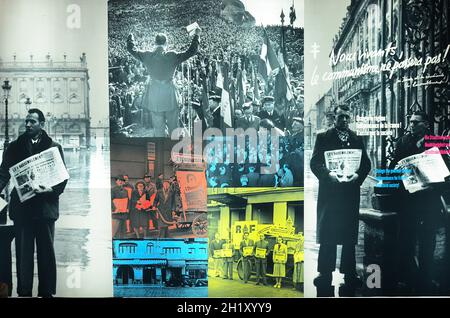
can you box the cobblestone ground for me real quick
[114,285,208,297]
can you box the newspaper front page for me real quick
[397,147,450,193]
[9,147,70,202]
[324,149,362,181]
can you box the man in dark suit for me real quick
[210,232,224,277]
[236,102,260,130]
[206,95,222,129]
[0,109,67,297]
[239,232,255,283]
[127,28,201,137]
[389,111,442,294]
[258,96,285,131]
[221,237,235,280]
[254,233,269,285]
[310,104,371,296]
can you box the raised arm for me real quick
[127,34,146,63]
[175,29,200,64]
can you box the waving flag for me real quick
[258,29,280,81]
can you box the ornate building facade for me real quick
[322,0,449,169]
[0,54,91,148]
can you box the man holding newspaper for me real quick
[389,111,449,294]
[310,104,371,296]
[0,108,68,297]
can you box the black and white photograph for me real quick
[304,0,450,297]
[108,0,304,139]
[0,0,112,297]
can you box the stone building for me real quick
[321,0,449,169]
[0,54,90,149]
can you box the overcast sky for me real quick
[242,0,304,28]
[0,0,108,126]
[304,0,350,113]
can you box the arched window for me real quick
[54,124,65,134]
[68,124,81,133]
[118,243,137,254]
[146,243,154,254]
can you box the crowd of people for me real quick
[111,173,182,239]
[205,130,304,187]
[108,0,304,137]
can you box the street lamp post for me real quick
[2,80,12,150]
[305,118,312,149]
[25,97,32,110]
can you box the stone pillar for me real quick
[273,202,288,226]
[359,208,397,296]
[219,206,230,238]
[245,204,252,220]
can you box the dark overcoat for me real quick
[310,128,371,245]
[127,35,199,113]
[0,131,67,224]
[389,133,443,223]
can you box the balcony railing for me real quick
[0,61,87,69]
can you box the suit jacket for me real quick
[254,239,269,259]
[0,130,67,223]
[210,239,224,257]
[240,239,255,256]
[254,239,269,249]
[389,132,443,217]
[221,242,235,261]
[310,128,371,245]
[236,115,260,130]
[127,35,199,112]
